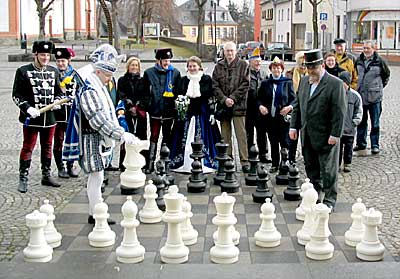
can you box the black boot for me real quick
[66,161,79,178]
[18,159,31,193]
[41,158,61,187]
[54,151,69,179]
[145,142,157,174]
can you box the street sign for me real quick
[321,24,327,31]
[143,23,160,37]
[320,13,328,21]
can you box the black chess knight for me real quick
[275,148,290,185]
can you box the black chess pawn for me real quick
[220,159,240,193]
[160,143,175,185]
[245,145,259,186]
[275,148,290,185]
[252,164,273,203]
[213,140,230,185]
[187,159,207,193]
[284,163,301,201]
[190,137,207,183]
[153,160,168,211]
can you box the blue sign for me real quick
[320,13,328,21]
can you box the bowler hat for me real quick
[304,49,323,66]
[333,38,346,45]
[54,48,75,60]
[155,48,173,60]
[32,40,54,54]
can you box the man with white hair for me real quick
[212,41,250,172]
[63,44,137,224]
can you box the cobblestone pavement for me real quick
[0,45,399,262]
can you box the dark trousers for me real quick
[20,126,56,161]
[288,130,299,162]
[150,117,174,147]
[266,117,289,167]
[53,122,67,152]
[357,102,382,149]
[302,134,339,207]
[339,135,354,166]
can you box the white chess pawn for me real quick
[305,203,334,260]
[116,196,145,263]
[160,185,189,264]
[39,199,62,248]
[180,197,198,246]
[210,192,239,264]
[254,198,281,247]
[356,208,385,261]
[88,198,116,247]
[296,178,314,221]
[23,210,53,262]
[345,198,367,247]
[297,186,318,245]
[139,180,163,223]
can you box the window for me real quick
[229,27,234,38]
[278,10,280,22]
[267,9,273,20]
[216,27,220,39]
[191,27,197,37]
[208,27,212,39]
[262,10,266,19]
[295,0,302,13]
[287,8,290,21]
[223,27,227,38]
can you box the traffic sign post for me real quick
[320,12,328,21]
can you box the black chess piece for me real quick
[187,159,207,193]
[252,164,273,203]
[220,159,240,193]
[245,145,259,186]
[190,137,207,183]
[214,140,230,185]
[275,148,289,185]
[153,160,168,211]
[284,163,301,201]
[160,143,175,185]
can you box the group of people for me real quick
[12,37,390,222]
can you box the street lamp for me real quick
[211,0,217,57]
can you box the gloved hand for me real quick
[209,114,216,125]
[52,104,61,110]
[121,132,138,144]
[27,107,40,118]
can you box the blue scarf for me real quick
[271,75,288,111]
[155,63,175,97]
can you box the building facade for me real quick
[178,0,237,46]
[0,0,97,42]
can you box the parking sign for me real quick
[320,13,328,21]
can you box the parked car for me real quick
[244,41,266,59]
[237,43,247,59]
[265,42,294,61]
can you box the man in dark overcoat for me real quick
[289,49,346,209]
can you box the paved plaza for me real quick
[0,44,399,278]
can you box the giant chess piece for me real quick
[153,160,169,211]
[213,140,230,186]
[297,186,319,245]
[160,185,189,263]
[254,198,281,247]
[187,159,207,193]
[139,180,163,223]
[190,137,207,183]
[275,148,289,185]
[88,198,116,247]
[245,145,259,186]
[116,196,145,263]
[356,208,385,261]
[23,210,53,262]
[295,178,314,221]
[210,192,240,264]
[220,160,240,193]
[345,198,367,247]
[39,199,62,248]
[252,164,273,203]
[180,197,198,245]
[160,143,175,186]
[305,203,334,260]
[120,140,150,195]
[284,163,301,201]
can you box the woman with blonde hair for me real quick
[169,56,221,172]
[117,56,148,171]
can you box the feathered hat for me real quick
[89,44,125,73]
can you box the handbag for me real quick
[214,103,233,121]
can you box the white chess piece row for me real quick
[23,200,62,263]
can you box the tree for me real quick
[34,0,55,39]
[195,0,208,56]
[309,0,323,49]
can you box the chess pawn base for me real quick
[252,190,273,204]
[275,175,288,185]
[182,230,199,246]
[187,179,207,193]
[139,212,162,224]
[213,175,225,186]
[283,188,301,201]
[220,181,240,193]
[254,230,281,248]
[305,241,334,260]
[160,246,189,264]
[297,229,311,246]
[295,207,305,221]
[45,232,62,248]
[120,185,141,195]
[88,232,116,247]
[245,175,257,186]
[116,245,145,264]
[345,230,364,247]
[356,242,385,261]
[210,245,239,264]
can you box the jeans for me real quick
[356,102,382,149]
